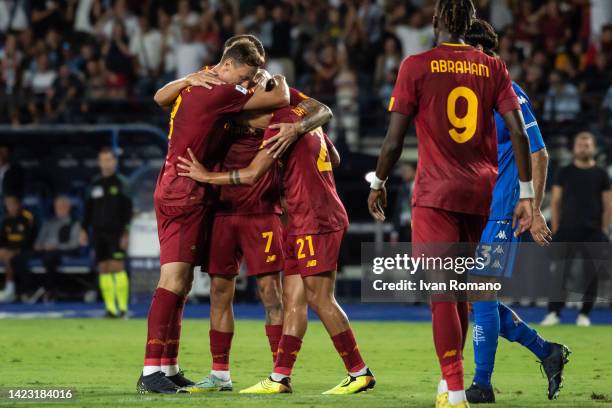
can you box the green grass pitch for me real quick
[0,319,610,407]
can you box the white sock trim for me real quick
[270,372,288,382]
[211,370,230,381]
[143,366,162,376]
[161,364,179,376]
[437,379,448,395]
[349,366,368,377]
[448,390,466,405]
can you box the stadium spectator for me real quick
[171,0,199,35]
[96,0,139,40]
[0,0,609,142]
[542,132,612,327]
[45,64,83,123]
[81,147,132,318]
[543,70,581,122]
[102,21,134,97]
[175,25,209,79]
[129,15,162,95]
[24,53,57,124]
[241,4,273,49]
[0,144,25,199]
[331,44,360,150]
[374,37,402,87]
[0,33,22,124]
[195,12,221,57]
[31,0,66,39]
[22,195,81,303]
[82,59,107,102]
[389,7,434,58]
[0,0,29,32]
[0,195,35,303]
[390,161,416,243]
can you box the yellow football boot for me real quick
[436,392,471,408]
[322,368,376,395]
[239,377,292,394]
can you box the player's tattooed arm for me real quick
[178,148,274,186]
[295,98,333,134]
[229,170,241,185]
[153,70,225,107]
[264,97,333,159]
[368,112,413,221]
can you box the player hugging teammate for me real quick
[139,34,375,396]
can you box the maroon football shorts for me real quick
[284,228,346,277]
[411,206,487,243]
[155,202,212,267]
[207,213,284,276]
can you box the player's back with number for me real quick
[390,43,519,215]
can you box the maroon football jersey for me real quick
[215,126,282,215]
[215,88,310,215]
[390,43,520,216]
[154,84,254,206]
[264,106,349,235]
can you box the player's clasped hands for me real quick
[185,70,226,89]
[367,187,387,221]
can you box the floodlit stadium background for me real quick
[0,1,611,313]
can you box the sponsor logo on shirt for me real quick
[235,85,248,95]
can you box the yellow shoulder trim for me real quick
[441,42,470,47]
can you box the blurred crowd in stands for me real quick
[0,0,610,143]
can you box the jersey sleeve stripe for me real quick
[524,121,538,129]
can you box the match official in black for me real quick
[81,147,133,317]
[542,132,612,327]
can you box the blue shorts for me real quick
[471,219,520,278]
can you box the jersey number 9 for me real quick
[447,86,478,144]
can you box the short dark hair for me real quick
[98,147,116,157]
[224,34,265,58]
[574,131,596,145]
[435,0,476,37]
[465,18,498,56]
[221,40,265,68]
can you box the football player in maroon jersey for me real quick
[139,39,291,394]
[176,101,375,395]
[367,1,533,407]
